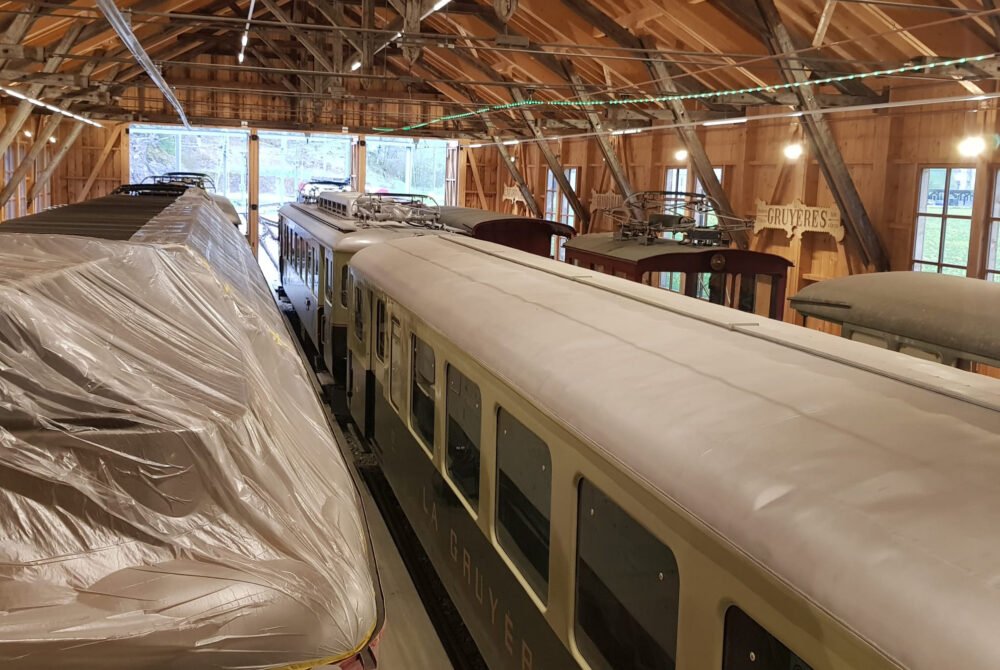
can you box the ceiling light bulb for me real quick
[49,136,57,143]
[241,32,248,47]
[23,130,31,138]
[674,149,688,161]
[783,142,803,159]
[350,60,361,71]
[958,135,986,157]
[431,0,451,11]
[237,51,245,63]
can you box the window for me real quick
[545,167,580,260]
[327,255,333,299]
[366,136,456,203]
[722,607,813,670]
[496,407,551,601]
[353,286,365,343]
[411,335,436,450]
[664,167,724,227]
[389,319,402,408]
[375,300,387,361]
[445,365,482,509]
[340,265,349,307]
[446,365,481,509]
[575,479,679,670]
[986,172,1000,281]
[913,167,975,276]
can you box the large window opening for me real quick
[128,124,250,229]
[366,136,457,204]
[257,130,353,221]
[913,166,975,276]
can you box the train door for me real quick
[321,247,335,373]
[347,276,375,438]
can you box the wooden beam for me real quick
[27,121,86,207]
[983,0,1000,52]
[0,23,84,159]
[258,0,340,75]
[510,87,587,228]
[812,0,836,47]
[639,35,746,248]
[466,146,489,209]
[79,125,121,200]
[0,113,62,210]
[754,0,889,271]
[563,58,637,224]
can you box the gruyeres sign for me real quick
[754,199,845,242]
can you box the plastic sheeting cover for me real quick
[0,190,377,669]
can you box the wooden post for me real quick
[248,129,259,257]
[356,135,366,192]
[118,124,129,184]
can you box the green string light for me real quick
[369,53,994,135]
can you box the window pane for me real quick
[942,217,971,270]
[340,265,349,306]
[353,286,365,342]
[948,168,976,212]
[723,606,813,670]
[942,265,967,277]
[390,319,402,408]
[988,221,1000,272]
[446,365,481,509]
[575,479,679,670]
[914,216,942,263]
[917,168,946,214]
[411,335,436,449]
[496,407,550,601]
[376,300,386,360]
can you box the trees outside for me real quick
[366,136,452,203]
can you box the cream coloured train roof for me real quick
[350,234,1000,670]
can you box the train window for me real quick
[722,607,813,670]
[353,286,365,344]
[327,257,333,298]
[307,248,314,290]
[389,319,402,408]
[411,335,436,450]
[375,300,387,361]
[446,365,481,510]
[574,479,678,670]
[496,407,550,602]
[340,265,349,307]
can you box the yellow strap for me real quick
[268,620,377,670]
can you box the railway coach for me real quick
[0,184,382,669]
[279,192,574,384]
[345,233,1000,670]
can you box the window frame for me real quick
[409,333,436,454]
[985,170,1000,281]
[375,299,387,361]
[572,478,680,670]
[444,363,482,513]
[912,165,976,276]
[494,405,552,605]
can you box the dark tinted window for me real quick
[389,319,402,408]
[723,607,813,670]
[376,300,387,361]
[496,407,550,601]
[411,335,435,450]
[446,365,480,509]
[340,265,349,306]
[353,286,364,343]
[575,479,679,670]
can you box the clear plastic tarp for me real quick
[0,190,377,669]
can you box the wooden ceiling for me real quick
[0,0,997,136]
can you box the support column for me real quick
[356,136,367,192]
[248,129,259,257]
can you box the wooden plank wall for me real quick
[0,112,126,222]
[464,85,995,329]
